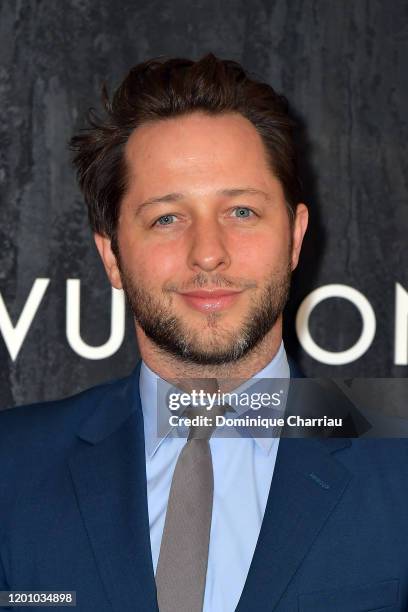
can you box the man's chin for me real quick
[158,329,255,365]
[169,345,250,366]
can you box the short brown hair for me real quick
[70,53,302,255]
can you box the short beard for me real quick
[118,263,292,366]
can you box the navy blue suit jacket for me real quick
[1,362,408,611]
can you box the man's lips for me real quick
[178,290,244,312]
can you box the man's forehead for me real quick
[124,112,269,167]
[122,113,282,204]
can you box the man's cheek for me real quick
[148,251,183,279]
[130,265,174,293]
[232,246,277,276]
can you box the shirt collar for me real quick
[139,341,290,459]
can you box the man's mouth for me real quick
[178,289,244,312]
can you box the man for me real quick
[0,54,407,611]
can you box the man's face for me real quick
[97,112,307,365]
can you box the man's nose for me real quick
[186,217,231,272]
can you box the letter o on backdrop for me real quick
[296,284,376,365]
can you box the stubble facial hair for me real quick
[118,259,292,366]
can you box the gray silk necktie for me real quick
[155,383,226,612]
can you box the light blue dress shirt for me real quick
[139,341,290,612]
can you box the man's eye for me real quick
[154,214,176,226]
[232,207,254,218]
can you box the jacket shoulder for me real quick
[0,373,133,448]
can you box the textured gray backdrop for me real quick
[0,0,407,410]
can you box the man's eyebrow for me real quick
[134,187,270,214]
[134,192,185,214]
[216,187,270,200]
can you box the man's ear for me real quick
[290,203,309,271]
[94,233,123,290]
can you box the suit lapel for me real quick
[68,364,158,612]
[236,437,352,612]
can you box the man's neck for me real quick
[135,320,283,385]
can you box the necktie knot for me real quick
[184,403,232,441]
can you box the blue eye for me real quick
[156,214,176,225]
[233,207,253,218]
